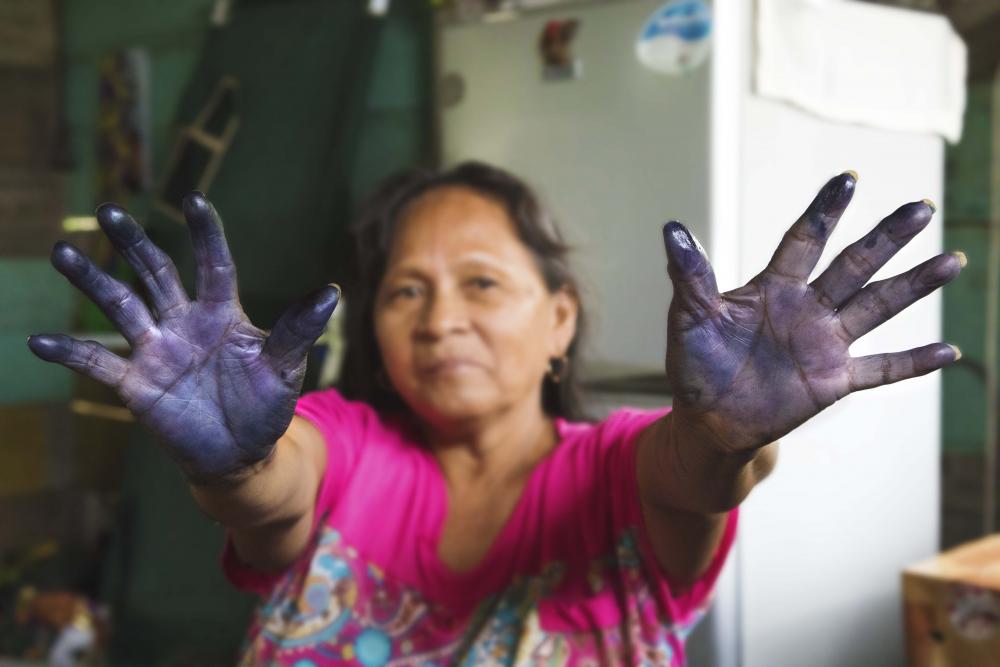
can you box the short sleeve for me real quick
[221,388,374,595]
[600,407,739,625]
[292,388,374,517]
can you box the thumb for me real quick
[663,221,721,322]
[264,284,341,368]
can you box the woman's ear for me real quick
[550,285,579,356]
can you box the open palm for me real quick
[28,194,339,483]
[663,173,963,452]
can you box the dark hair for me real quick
[338,161,590,421]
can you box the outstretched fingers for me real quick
[810,200,935,309]
[264,284,341,368]
[838,252,964,341]
[849,343,959,392]
[96,203,189,317]
[766,172,858,282]
[662,221,721,325]
[51,242,157,345]
[182,192,238,304]
[27,335,129,388]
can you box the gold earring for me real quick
[546,355,569,383]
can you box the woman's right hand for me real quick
[27,193,339,485]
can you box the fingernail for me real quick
[842,169,859,182]
[662,221,704,253]
[662,221,709,280]
[315,283,341,312]
[662,222,676,250]
[949,344,962,361]
[815,174,857,218]
[953,251,967,268]
[922,198,937,214]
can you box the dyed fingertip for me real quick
[50,240,73,260]
[181,191,212,217]
[319,283,341,310]
[922,198,937,214]
[50,241,85,273]
[662,220,703,253]
[948,344,962,361]
[952,251,967,268]
[299,284,341,323]
[833,171,858,190]
[26,334,69,361]
[813,172,858,216]
[95,202,126,219]
[662,220,710,279]
[662,221,679,251]
[96,202,143,242]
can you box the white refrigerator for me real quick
[436,1,960,664]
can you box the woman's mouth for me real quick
[417,358,483,376]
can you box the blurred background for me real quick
[0,0,998,665]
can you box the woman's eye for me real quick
[470,277,497,290]
[389,285,421,300]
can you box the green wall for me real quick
[1,0,215,406]
[0,261,75,404]
[63,0,216,215]
[60,2,252,663]
[943,82,995,454]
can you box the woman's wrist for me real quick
[188,438,305,529]
[669,405,773,457]
[664,411,777,513]
[186,442,280,490]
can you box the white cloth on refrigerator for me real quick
[756,0,967,143]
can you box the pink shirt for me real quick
[223,389,738,666]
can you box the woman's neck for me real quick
[426,397,558,487]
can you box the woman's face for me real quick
[374,186,578,429]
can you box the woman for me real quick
[28,162,962,665]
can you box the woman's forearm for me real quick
[226,507,317,573]
[636,410,776,584]
[189,416,326,571]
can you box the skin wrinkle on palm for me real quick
[25,173,962,487]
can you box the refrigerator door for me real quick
[437,0,711,377]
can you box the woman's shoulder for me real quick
[543,406,670,487]
[555,405,670,450]
[295,387,368,441]
[295,387,421,452]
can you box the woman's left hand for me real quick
[662,172,963,454]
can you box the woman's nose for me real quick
[416,289,469,339]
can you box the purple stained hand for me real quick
[662,172,964,453]
[27,194,339,484]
